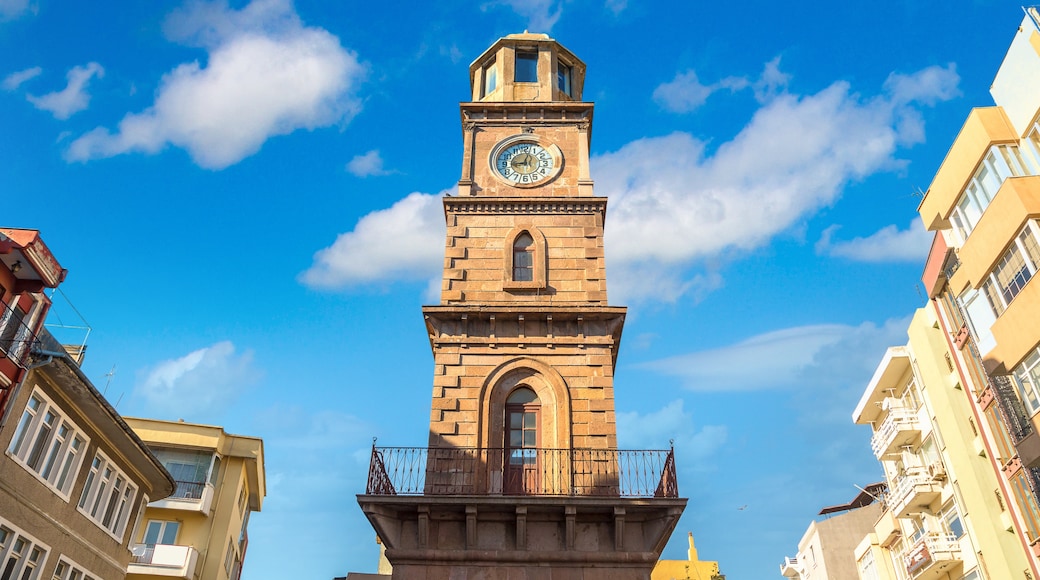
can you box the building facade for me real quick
[779,487,884,580]
[0,227,176,580]
[914,9,1040,578]
[123,418,265,580]
[852,308,1030,580]
[358,33,686,579]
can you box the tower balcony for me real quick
[128,544,199,579]
[870,407,922,459]
[366,446,678,498]
[901,533,962,579]
[889,468,944,517]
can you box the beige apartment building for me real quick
[780,487,884,580]
[911,8,1040,578]
[356,32,686,579]
[0,227,176,580]
[123,418,265,580]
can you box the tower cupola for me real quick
[469,32,586,102]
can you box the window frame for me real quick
[76,450,138,541]
[979,221,1040,318]
[7,388,90,501]
[556,60,571,96]
[50,556,99,580]
[0,517,49,580]
[502,227,547,290]
[949,144,1031,242]
[514,49,538,83]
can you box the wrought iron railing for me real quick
[0,304,37,368]
[366,446,679,498]
[171,480,206,500]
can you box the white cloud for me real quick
[66,0,364,169]
[617,399,726,459]
[346,149,390,177]
[300,190,447,288]
[598,62,959,302]
[0,0,29,20]
[26,63,103,119]
[604,0,626,15]
[641,318,909,392]
[136,341,261,417]
[2,66,41,91]
[652,59,789,114]
[816,219,932,262]
[486,0,563,32]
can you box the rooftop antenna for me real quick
[102,365,116,395]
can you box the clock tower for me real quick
[359,33,686,580]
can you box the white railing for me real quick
[902,533,960,577]
[870,407,919,458]
[129,544,198,578]
[780,556,802,577]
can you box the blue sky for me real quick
[0,0,1022,577]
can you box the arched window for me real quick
[505,387,539,494]
[512,233,534,282]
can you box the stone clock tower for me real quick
[359,33,686,580]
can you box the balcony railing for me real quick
[870,407,921,459]
[366,446,679,498]
[171,480,206,500]
[902,533,960,577]
[0,305,37,368]
[779,556,801,578]
[889,468,943,517]
[129,543,199,579]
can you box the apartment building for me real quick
[123,418,265,580]
[0,227,176,580]
[852,308,1029,580]
[913,8,1040,577]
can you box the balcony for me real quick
[0,304,37,369]
[871,407,922,459]
[779,556,802,578]
[149,480,214,513]
[366,446,678,497]
[889,468,944,517]
[128,544,199,579]
[902,533,962,579]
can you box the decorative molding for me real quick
[444,199,605,215]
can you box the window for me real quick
[238,486,247,514]
[958,287,997,353]
[515,50,538,83]
[483,60,497,97]
[979,221,1040,317]
[1010,469,1040,541]
[512,233,534,282]
[985,404,1015,463]
[857,550,879,580]
[949,145,1031,241]
[51,557,98,580]
[504,387,539,495]
[223,539,235,577]
[7,389,89,499]
[77,451,137,540]
[152,448,217,499]
[143,520,179,546]
[941,501,964,538]
[0,519,48,580]
[557,62,571,96]
[1012,348,1040,415]
[960,570,981,580]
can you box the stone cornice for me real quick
[443,196,606,215]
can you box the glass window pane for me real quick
[144,521,161,545]
[523,431,536,447]
[484,61,497,96]
[1021,226,1040,270]
[515,51,537,82]
[523,412,536,428]
[557,64,571,95]
[507,388,537,404]
[509,431,522,447]
[510,413,522,429]
[160,522,179,545]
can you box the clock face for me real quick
[495,142,555,185]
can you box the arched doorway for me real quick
[505,387,539,494]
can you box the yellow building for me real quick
[914,8,1040,577]
[652,533,723,580]
[853,308,1030,579]
[123,418,265,580]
